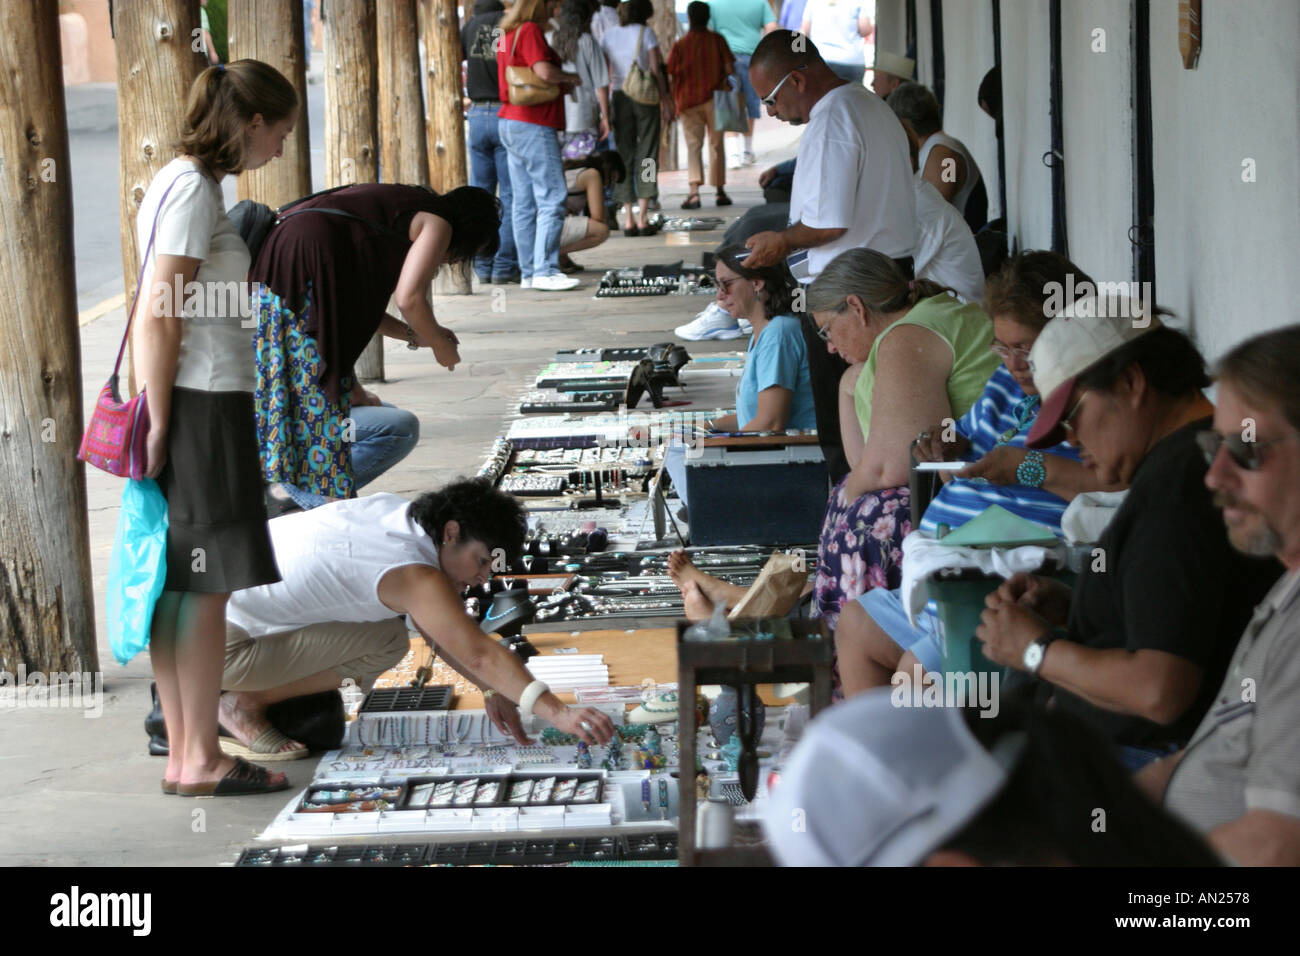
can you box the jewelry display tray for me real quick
[255,706,802,842]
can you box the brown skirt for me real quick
[155,387,281,593]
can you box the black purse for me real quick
[145,683,345,755]
[229,185,404,263]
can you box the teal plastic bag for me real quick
[107,478,169,665]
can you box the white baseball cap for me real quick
[873,51,915,81]
[761,689,1024,866]
[1025,292,1161,449]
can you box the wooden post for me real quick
[113,0,205,337]
[651,0,680,173]
[324,0,385,381]
[422,0,472,295]
[0,1,97,673]
[228,0,313,207]
[378,0,430,188]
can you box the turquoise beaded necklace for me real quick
[996,394,1041,446]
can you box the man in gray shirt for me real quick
[1140,325,1300,865]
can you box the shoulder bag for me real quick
[505,25,560,106]
[77,172,199,479]
[623,26,660,105]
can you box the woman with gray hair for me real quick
[668,248,999,634]
[805,248,999,629]
[887,81,986,232]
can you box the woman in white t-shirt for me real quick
[802,0,873,85]
[601,0,675,235]
[131,61,299,797]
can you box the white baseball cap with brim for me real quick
[873,51,915,80]
[1024,293,1162,449]
[761,689,1024,866]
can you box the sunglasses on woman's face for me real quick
[1196,430,1294,471]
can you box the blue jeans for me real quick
[733,55,761,121]
[281,402,420,510]
[499,118,566,279]
[467,105,519,280]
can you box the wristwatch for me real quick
[404,324,419,350]
[1023,626,1066,675]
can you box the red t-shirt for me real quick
[497,21,564,129]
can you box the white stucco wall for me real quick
[872,0,908,63]
[1149,0,1300,362]
[1058,0,1133,286]
[939,0,1001,220]
[997,0,1054,252]
[914,0,934,89]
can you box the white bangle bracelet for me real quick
[519,680,549,721]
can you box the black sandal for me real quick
[176,757,290,797]
[681,195,702,209]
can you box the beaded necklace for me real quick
[995,394,1041,446]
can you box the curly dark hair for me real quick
[420,185,503,263]
[409,478,528,561]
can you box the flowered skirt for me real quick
[254,286,354,500]
[812,479,912,632]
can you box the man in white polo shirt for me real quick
[1140,326,1300,865]
[217,479,614,759]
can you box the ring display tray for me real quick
[359,686,454,714]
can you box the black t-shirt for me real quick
[461,6,506,102]
[1052,418,1282,747]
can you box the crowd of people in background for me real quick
[123,4,1300,867]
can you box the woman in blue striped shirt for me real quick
[836,252,1121,696]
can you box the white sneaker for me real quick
[674,302,744,341]
[532,272,581,292]
[520,277,532,289]
[742,150,757,166]
[736,316,753,335]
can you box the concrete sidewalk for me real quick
[0,119,802,865]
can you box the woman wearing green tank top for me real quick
[805,248,1000,633]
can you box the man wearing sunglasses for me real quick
[1139,325,1300,865]
[974,297,1280,775]
[739,29,915,283]
[738,29,917,488]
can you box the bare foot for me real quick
[667,550,712,591]
[680,579,717,621]
[219,692,305,756]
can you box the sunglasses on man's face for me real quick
[761,65,807,106]
[1196,430,1293,472]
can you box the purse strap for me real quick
[114,169,203,377]
[634,26,645,63]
